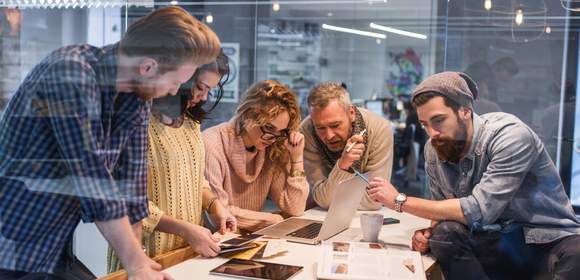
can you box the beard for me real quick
[325,137,347,152]
[431,116,468,163]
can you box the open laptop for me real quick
[255,173,369,245]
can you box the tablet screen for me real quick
[209,258,303,280]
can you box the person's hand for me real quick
[181,223,221,257]
[367,177,398,208]
[284,131,305,162]
[411,227,432,254]
[127,257,173,280]
[337,134,364,171]
[209,200,238,234]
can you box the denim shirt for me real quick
[425,112,580,244]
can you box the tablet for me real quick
[209,258,303,280]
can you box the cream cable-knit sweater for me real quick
[202,121,309,232]
[108,117,207,272]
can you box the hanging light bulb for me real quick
[515,7,524,26]
[484,0,492,11]
[272,1,280,12]
[205,13,214,24]
[545,25,551,33]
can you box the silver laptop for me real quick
[255,173,368,245]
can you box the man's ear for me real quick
[138,58,159,78]
[348,105,356,122]
[459,107,472,120]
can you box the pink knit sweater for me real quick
[203,121,309,232]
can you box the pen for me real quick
[352,169,369,184]
[426,239,453,246]
[415,237,453,246]
[345,129,366,152]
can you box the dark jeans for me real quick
[429,221,580,280]
[0,241,96,280]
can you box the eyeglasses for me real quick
[259,126,289,142]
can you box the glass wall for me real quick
[0,4,128,276]
[0,0,578,276]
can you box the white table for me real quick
[164,207,436,279]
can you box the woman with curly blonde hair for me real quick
[203,80,308,231]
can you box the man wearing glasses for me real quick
[300,81,394,210]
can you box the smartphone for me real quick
[218,243,258,255]
[221,233,262,246]
[383,217,400,225]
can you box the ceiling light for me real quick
[170,0,178,5]
[484,0,492,11]
[515,7,524,26]
[272,1,280,12]
[369,23,427,39]
[322,24,386,39]
[545,25,551,33]
[205,13,213,24]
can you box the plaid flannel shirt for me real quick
[0,44,150,273]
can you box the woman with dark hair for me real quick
[203,80,309,232]
[108,50,236,272]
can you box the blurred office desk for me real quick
[164,207,439,280]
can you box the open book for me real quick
[317,241,426,280]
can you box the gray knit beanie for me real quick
[412,71,479,108]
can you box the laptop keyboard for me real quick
[286,222,323,239]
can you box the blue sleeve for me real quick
[459,124,539,229]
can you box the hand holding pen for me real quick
[337,129,366,171]
[346,129,366,152]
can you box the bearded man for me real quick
[367,72,580,280]
[300,81,393,210]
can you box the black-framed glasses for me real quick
[259,126,289,142]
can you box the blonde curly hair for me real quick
[234,80,301,169]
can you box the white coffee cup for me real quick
[360,213,384,242]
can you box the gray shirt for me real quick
[425,112,580,243]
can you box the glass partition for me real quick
[1,0,578,276]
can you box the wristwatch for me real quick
[394,193,407,213]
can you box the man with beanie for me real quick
[367,72,580,279]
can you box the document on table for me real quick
[317,241,426,280]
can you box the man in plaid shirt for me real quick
[0,7,220,280]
